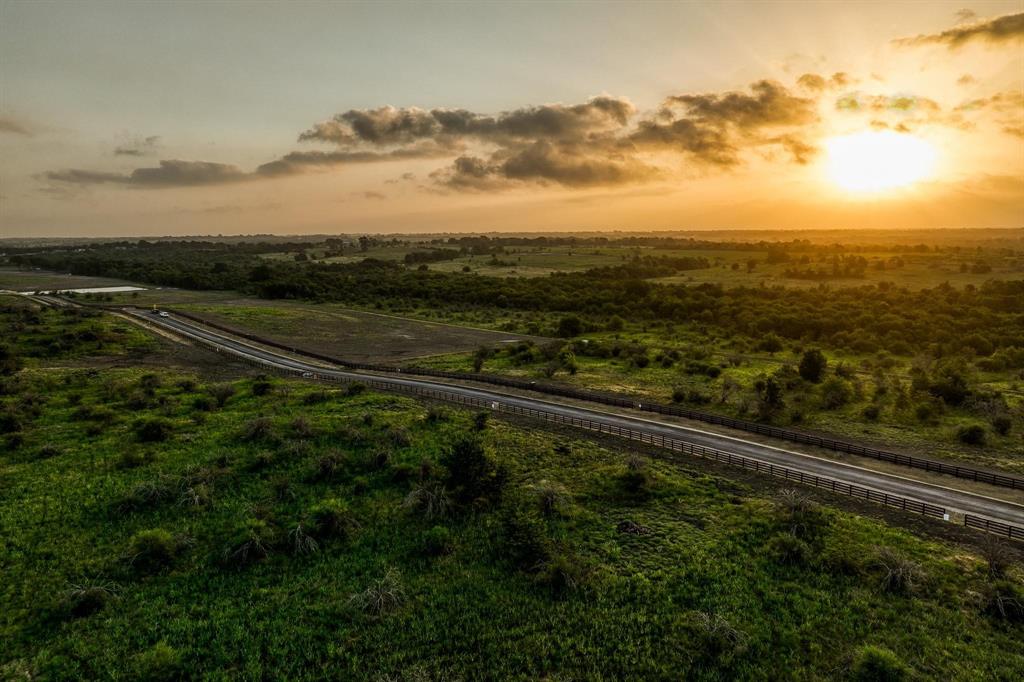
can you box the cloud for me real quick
[44,160,247,187]
[957,74,977,86]
[42,81,820,193]
[955,90,1024,136]
[114,135,161,156]
[954,9,977,24]
[895,12,1024,48]
[0,116,33,136]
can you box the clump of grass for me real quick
[302,390,330,405]
[386,426,411,448]
[223,518,279,567]
[684,610,748,664]
[208,383,236,408]
[252,377,274,397]
[126,528,189,572]
[271,475,294,501]
[421,526,454,557]
[849,645,910,682]
[35,444,61,460]
[982,580,1024,622]
[530,481,572,518]
[309,498,359,540]
[535,552,590,595]
[132,641,183,682]
[874,547,924,595]
[620,454,650,496]
[240,416,275,442]
[288,523,320,556]
[345,382,366,397]
[311,450,348,482]
[177,483,212,508]
[291,416,315,439]
[115,449,154,470]
[347,568,405,617]
[134,417,173,443]
[425,406,449,424]
[64,578,120,618]
[119,475,177,512]
[402,482,452,521]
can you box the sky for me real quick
[1,0,1022,237]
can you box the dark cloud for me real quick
[114,135,161,156]
[957,74,977,86]
[44,160,247,187]
[797,72,853,92]
[835,93,940,114]
[0,116,33,136]
[954,9,977,24]
[895,12,1024,48]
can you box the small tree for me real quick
[798,349,827,383]
[556,315,583,338]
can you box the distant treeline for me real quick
[11,242,1024,357]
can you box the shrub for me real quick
[209,383,236,407]
[531,481,571,517]
[757,333,783,354]
[819,376,853,410]
[991,415,1012,436]
[556,315,583,338]
[251,378,273,396]
[312,450,348,481]
[874,547,924,595]
[422,525,454,556]
[798,349,827,383]
[175,378,197,393]
[119,476,176,511]
[671,386,687,403]
[64,579,119,618]
[956,423,986,446]
[191,392,215,412]
[347,568,405,617]
[303,390,330,405]
[473,411,490,431]
[403,482,453,520]
[982,579,1024,622]
[850,645,909,682]
[861,404,881,421]
[620,454,650,496]
[35,444,61,460]
[126,529,186,572]
[132,642,183,682]
[241,417,275,442]
[116,450,154,470]
[223,519,279,567]
[291,416,314,439]
[535,553,589,595]
[134,418,173,443]
[310,498,358,540]
[386,426,411,448]
[440,435,507,507]
[767,532,812,566]
[346,382,366,397]
[683,610,748,664]
[498,503,551,570]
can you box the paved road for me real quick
[129,308,1024,528]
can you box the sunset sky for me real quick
[1,0,1022,237]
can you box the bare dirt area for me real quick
[166,298,551,362]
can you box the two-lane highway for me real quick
[128,308,1024,530]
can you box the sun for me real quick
[825,130,937,193]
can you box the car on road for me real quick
[158,311,170,318]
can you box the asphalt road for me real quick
[129,308,1024,529]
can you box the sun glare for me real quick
[825,130,937,194]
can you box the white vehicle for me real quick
[301,371,313,378]
[158,311,170,318]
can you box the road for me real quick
[128,308,1024,529]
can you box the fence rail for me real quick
[964,515,1024,541]
[154,306,1024,492]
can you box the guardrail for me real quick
[180,329,951,524]
[157,306,1024,492]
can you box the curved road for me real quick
[130,309,1024,529]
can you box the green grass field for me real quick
[3,360,1023,679]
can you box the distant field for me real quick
[290,244,1024,289]
[0,267,144,292]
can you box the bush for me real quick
[127,529,186,572]
[819,376,853,410]
[535,553,589,595]
[251,378,273,396]
[991,415,1012,436]
[556,315,583,338]
[440,435,507,507]
[303,390,330,405]
[620,454,650,496]
[473,411,490,431]
[850,645,909,682]
[798,349,827,383]
[134,418,173,443]
[116,450,154,469]
[345,382,366,397]
[767,532,812,565]
[757,333,783,354]
[531,480,571,517]
[861,404,881,421]
[422,525,454,556]
[956,423,986,446]
[209,383,236,407]
[312,450,348,481]
[241,417,275,442]
[683,610,748,664]
[191,395,214,412]
[983,579,1024,622]
[35,444,61,460]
